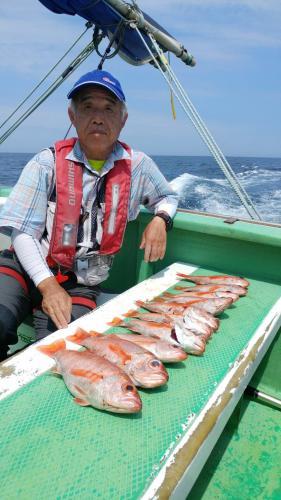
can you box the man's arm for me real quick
[139,215,167,262]
[12,230,72,329]
[136,154,179,262]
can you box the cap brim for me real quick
[67,81,125,101]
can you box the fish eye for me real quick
[150,359,161,368]
[125,384,134,392]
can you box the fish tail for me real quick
[123,309,138,318]
[135,300,146,308]
[37,339,66,357]
[67,328,90,344]
[177,272,191,279]
[108,317,123,326]
[88,330,103,337]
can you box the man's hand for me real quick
[37,276,72,329]
[139,216,167,262]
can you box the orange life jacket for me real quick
[47,138,131,269]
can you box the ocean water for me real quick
[0,153,280,224]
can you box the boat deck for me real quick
[0,262,280,499]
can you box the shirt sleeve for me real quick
[0,149,54,239]
[11,229,53,287]
[130,153,179,219]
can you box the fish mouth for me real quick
[175,351,188,361]
[107,397,142,413]
[173,324,206,354]
[137,370,169,388]
[171,327,179,343]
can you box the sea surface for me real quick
[0,153,280,223]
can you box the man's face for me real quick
[68,85,127,159]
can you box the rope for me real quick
[97,19,127,69]
[63,123,73,140]
[0,23,92,132]
[0,40,96,146]
[135,27,261,220]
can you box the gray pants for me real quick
[0,250,100,361]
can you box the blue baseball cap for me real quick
[67,69,126,102]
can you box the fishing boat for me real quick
[0,1,280,499]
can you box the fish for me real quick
[153,297,233,316]
[124,310,172,324]
[125,309,212,340]
[182,306,220,332]
[109,317,205,355]
[177,314,213,339]
[67,330,168,388]
[159,294,233,306]
[111,331,188,362]
[174,284,247,296]
[163,290,240,301]
[37,339,142,413]
[177,273,249,288]
[136,299,185,315]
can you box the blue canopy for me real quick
[38,0,195,67]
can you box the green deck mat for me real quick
[1,268,281,500]
[188,398,281,499]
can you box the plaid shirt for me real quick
[0,140,178,242]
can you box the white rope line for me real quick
[135,27,261,220]
[0,24,92,132]
[161,57,260,217]
[0,41,96,146]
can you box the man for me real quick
[0,69,178,361]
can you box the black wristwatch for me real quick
[154,211,173,232]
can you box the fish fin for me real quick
[73,397,90,407]
[177,272,191,279]
[37,339,66,357]
[71,368,103,383]
[73,384,87,396]
[162,292,174,297]
[67,328,89,344]
[123,309,138,318]
[108,317,123,326]
[88,330,103,337]
[135,300,146,308]
[108,343,131,365]
[51,364,61,375]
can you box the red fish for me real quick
[111,331,188,362]
[177,273,249,288]
[182,306,219,332]
[67,330,168,388]
[153,297,233,316]
[38,339,142,413]
[125,309,212,341]
[109,317,205,355]
[164,290,240,301]
[174,284,247,296]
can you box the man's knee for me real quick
[0,304,18,347]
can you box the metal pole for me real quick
[246,387,281,411]
[104,0,196,66]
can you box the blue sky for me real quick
[0,0,280,156]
